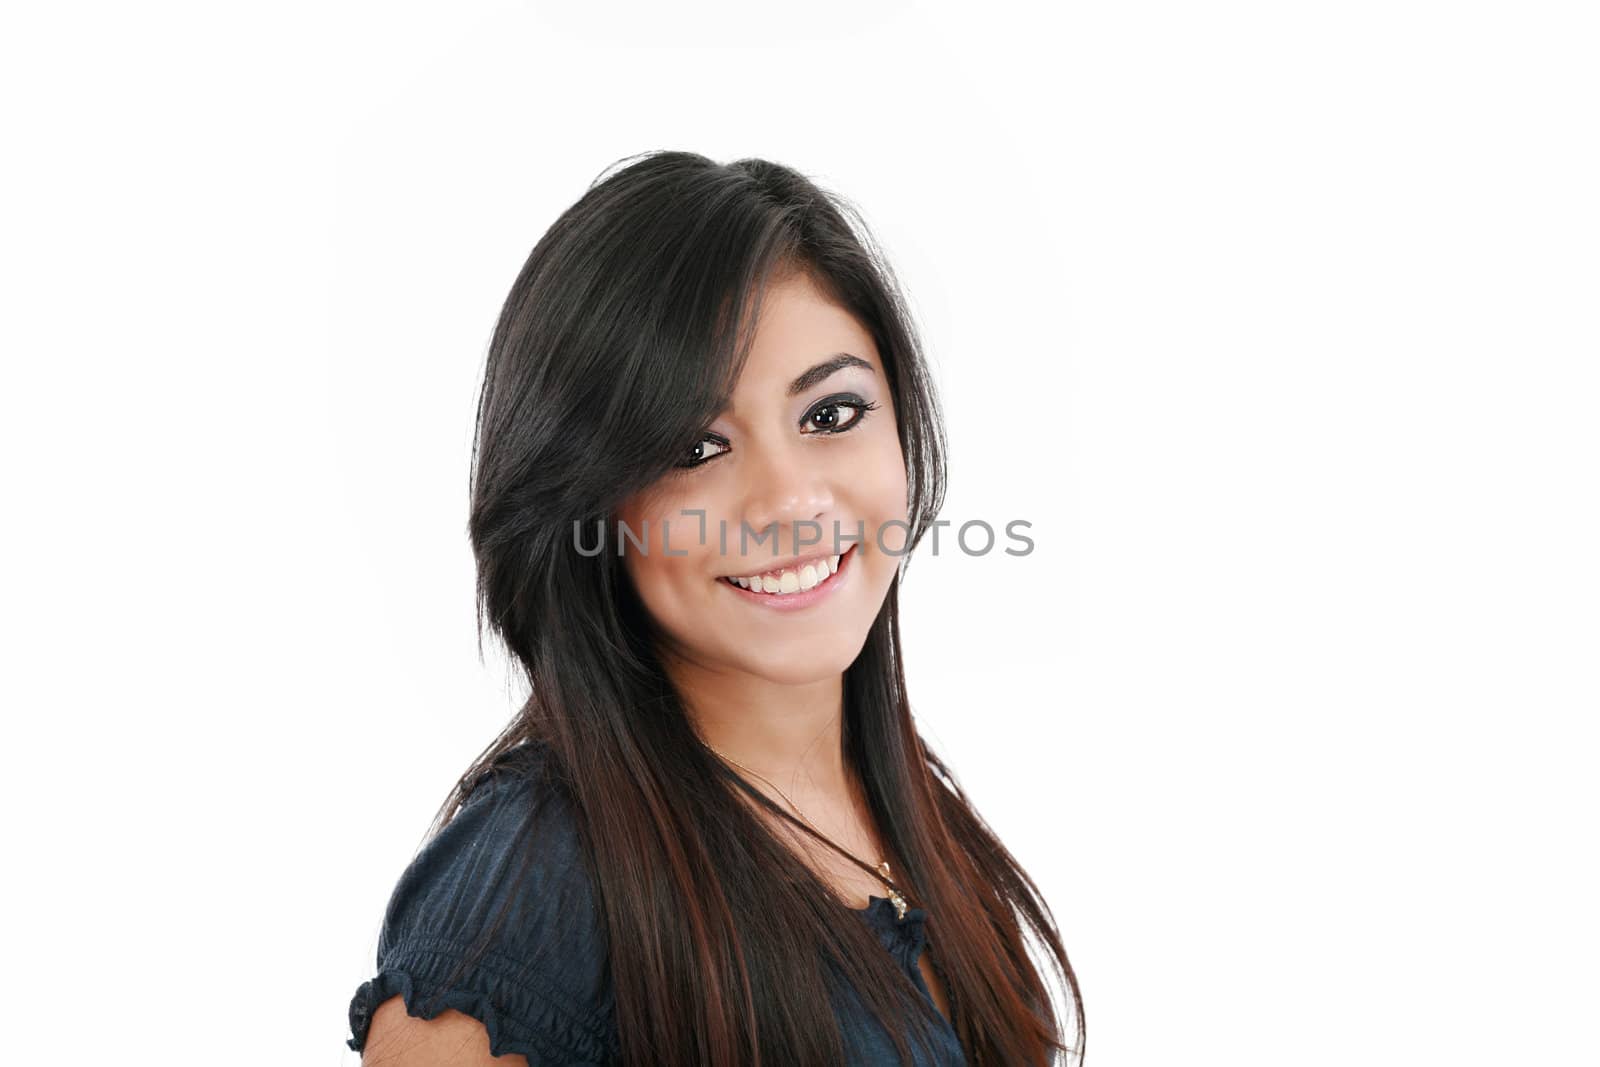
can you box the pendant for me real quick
[878,861,907,920]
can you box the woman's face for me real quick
[618,270,908,686]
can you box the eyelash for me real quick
[675,393,880,470]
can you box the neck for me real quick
[663,646,850,798]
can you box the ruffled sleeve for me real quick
[347,748,618,1064]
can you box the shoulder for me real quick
[379,743,594,949]
[348,741,618,1064]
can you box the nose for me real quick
[740,440,835,542]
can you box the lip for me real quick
[718,544,856,612]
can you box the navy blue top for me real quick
[347,745,966,1065]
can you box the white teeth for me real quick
[727,550,848,596]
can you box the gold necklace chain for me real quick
[700,739,909,920]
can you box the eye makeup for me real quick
[677,433,731,468]
[673,391,881,470]
[800,392,879,435]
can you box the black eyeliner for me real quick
[801,393,879,434]
[674,431,730,470]
[677,394,879,471]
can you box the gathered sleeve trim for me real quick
[347,928,616,1065]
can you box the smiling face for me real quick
[617,269,909,687]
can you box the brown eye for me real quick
[677,435,730,469]
[808,403,848,431]
[801,395,877,435]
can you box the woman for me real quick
[346,150,1084,1066]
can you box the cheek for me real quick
[621,543,705,651]
[616,496,671,607]
[617,491,718,624]
[856,425,910,525]
[823,434,908,564]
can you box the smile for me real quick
[719,545,856,598]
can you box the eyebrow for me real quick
[788,352,873,397]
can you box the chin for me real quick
[729,632,867,685]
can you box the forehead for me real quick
[732,271,882,386]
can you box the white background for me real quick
[3,2,1596,1064]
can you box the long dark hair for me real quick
[441,149,1083,1065]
